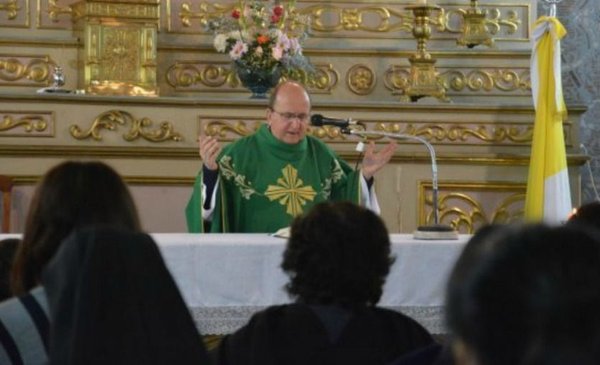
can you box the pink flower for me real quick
[277,33,291,51]
[229,40,248,60]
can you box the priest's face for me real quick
[266,82,311,145]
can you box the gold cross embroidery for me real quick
[265,164,317,217]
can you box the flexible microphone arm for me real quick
[345,129,440,226]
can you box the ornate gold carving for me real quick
[70,110,182,142]
[0,0,18,19]
[167,61,337,93]
[420,181,525,233]
[72,1,159,95]
[0,114,47,132]
[101,28,141,81]
[0,56,54,85]
[301,64,338,94]
[71,1,159,20]
[167,62,238,90]
[300,5,413,33]
[347,65,375,95]
[434,192,524,233]
[385,67,531,95]
[180,2,234,28]
[174,2,523,39]
[201,118,539,146]
[203,120,260,138]
[443,7,521,36]
[48,0,72,22]
[440,8,518,36]
[484,9,521,36]
[309,125,348,141]
[372,122,533,144]
[201,119,349,142]
[304,4,519,37]
[490,193,526,224]
[442,69,531,92]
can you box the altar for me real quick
[152,233,469,335]
[0,232,467,333]
[0,0,587,236]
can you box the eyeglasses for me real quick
[271,110,309,122]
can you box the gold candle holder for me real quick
[400,2,448,102]
[457,0,493,48]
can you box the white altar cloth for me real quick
[0,233,468,334]
[152,233,468,334]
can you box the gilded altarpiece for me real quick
[71,0,159,95]
[0,0,592,233]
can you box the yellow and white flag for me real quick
[524,16,571,224]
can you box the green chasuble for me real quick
[186,124,362,233]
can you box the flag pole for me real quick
[542,0,562,17]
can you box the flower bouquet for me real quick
[209,0,313,98]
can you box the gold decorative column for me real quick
[71,0,159,96]
[402,3,448,102]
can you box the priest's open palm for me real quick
[198,136,221,171]
[361,141,397,180]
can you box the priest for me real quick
[186,81,397,232]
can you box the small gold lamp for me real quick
[457,0,493,48]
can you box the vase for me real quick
[235,66,281,99]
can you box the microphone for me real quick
[310,114,358,129]
[347,129,459,240]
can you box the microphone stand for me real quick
[343,128,458,240]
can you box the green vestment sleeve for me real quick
[185,171,205,233]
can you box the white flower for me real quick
[272,45,283,60]
[213,34,228,53]
[255,46,264,56]
[229,40,248,60]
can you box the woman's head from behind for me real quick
[446,224,600,365]
[282,201,394,307]
[11,160,141,295]
[567,201,600,230]
[41,227,209,365]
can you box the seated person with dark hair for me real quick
[216,201,433,365]
[0,238,19,302]
[446,224,600,365]
[567,200,600,229]
[0,161,142,365]
[41,227,210,365]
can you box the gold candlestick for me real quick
[400,3,448,102]
[457,0,493,48]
